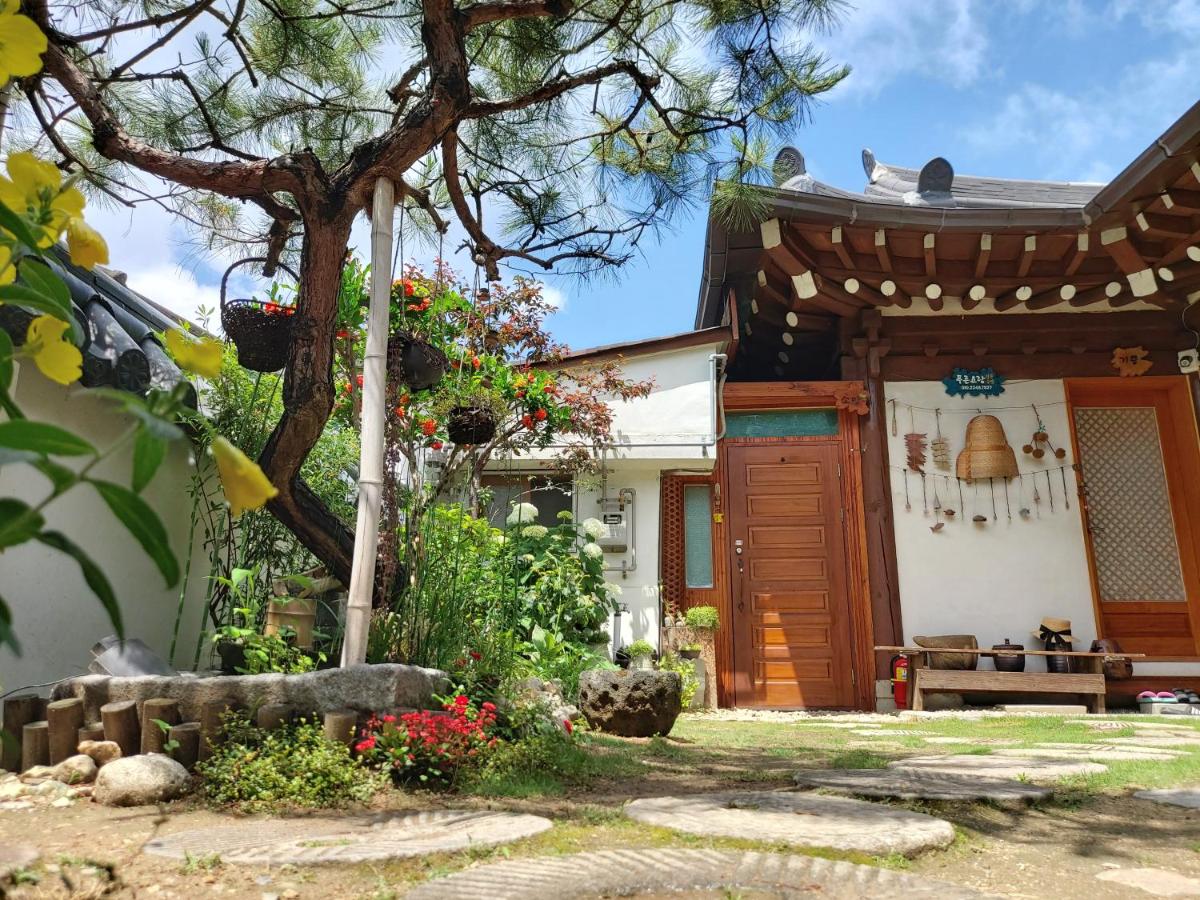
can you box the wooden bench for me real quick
[876,647,1144,714]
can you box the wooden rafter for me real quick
[1017,235,1037,278]
[922,233,936,277]
[874,228,891,270]
[994,284,1033,312]
[1064,232,1088,277]
[842,277,891,307]
[961,284,988,311]
[1069,281,1123,307]
[1027,284,1077,310]
[831,226,855,268]
[1100,226,1159,297]
[1135,210,1196,239]
[973,233,992,279]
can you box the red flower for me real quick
[563,719,573,734]
[430,441,443,450]
[336,329,349,339]
[382,714,396,724]
[264,302,278,314]
[469,650,482,661]
[343,382,352,394]
[521,414,534,429]
[356,374,364,387]
[481,701,496,712]
[404,280,415,296]
[534,408,547,421]
[420,418,437,436]
[355,735,377,752]
[472,356,481,369]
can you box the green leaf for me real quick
[0,593,18,655]
[132,429,167,493]
[0,202,45,251]
[20,259,71,311]
[0,328,12,391]
[0,498,43,549]
[0,420,96,456]
[33,458,77,495]
[89,479,180,587]
[35,530,123,640]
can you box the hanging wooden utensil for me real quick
[931,409,951,470]
[989,477,998,521]
[1059,466,1071,510]
[921,472,928,514]
[1003,477,1012,520]
[931,485,944,532]
[890,399,898,437]
[903,468,911,512]
[1044,469,1055,513]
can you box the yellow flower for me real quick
[164,329,222,379]
[211,436,278,517]
[0,151,85,247]
[65,217,108,269]
[0,242,15,286]
[0,3,47,85]
[25,313,82,385]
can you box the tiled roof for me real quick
[0,246,196,404]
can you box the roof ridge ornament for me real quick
[918,157,954,194]
[862,148,881,182]
[773,147,806,186]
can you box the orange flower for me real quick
[535,408,547,421]
[420,419,437,436]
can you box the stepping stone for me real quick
[1134,788,1200,809]
[802,722,883,729]
[793,768,1051,805]
[924,737,1018,746]
[404,848,992,899]
[624,790,954,857]
[1109,735,1200,748]
[997,704,1088,715]
[142,810,551,865]
[1095,867,1200,896]
[890,754,1106,781]
[851,729,930,737]
[1069,720,1197,732]
[996,746,1182,762]
[0,843,39,879]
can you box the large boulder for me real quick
[93,754,191,807]
[578,669,682,737]
[53,664,448,722]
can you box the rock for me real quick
[0,842,39,879]
[20,765,56,781]
[1096,867,1200,896]
[0,780,27,800]
[94,753,191,807]
[52,754,98,784]
[1135,788,1200,809]
[793,768,1052,805]
[50,796,74,808]
[30,780,71,797]
[53,664,449,722]
[77,739,123,767]
[509,677,581,733]
[578,669,682,737]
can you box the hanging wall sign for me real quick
[943,367,1006,398]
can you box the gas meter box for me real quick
[598,497,630,553]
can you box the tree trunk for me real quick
[260,214,357,585]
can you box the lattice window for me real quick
[660,475,685,608]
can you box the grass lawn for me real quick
[3,711,1200,898]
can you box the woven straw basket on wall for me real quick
[956,414,1018,480]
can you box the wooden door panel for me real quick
[729,441,854,708]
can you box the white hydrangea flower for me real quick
[603,582,622,599]
[521,524,549,539]
[520,553,535,563]
[581,542,604,559]
[491,533,507,545]
[506,502,539,526]
[581,517,605,540]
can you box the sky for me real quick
[90,0,1200,352]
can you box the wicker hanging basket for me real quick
[955,414,1018,481]
[387,330,448,391]
[220,258,299,373]
[447,405,497,445]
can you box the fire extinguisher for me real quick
[891,655,909,709]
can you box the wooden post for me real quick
[323,709,358,747]
[140,698,180,755]
[2,694,44,771]
[341,176,394,667]
[169,723,202,770]
[256,704,291,730]
[77,722,106,746]
[198,698,235,761]
[100,700,140,758]
[21,721,49,770]
[46,698,85,765]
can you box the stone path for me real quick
[924,737,1019,746]
[142,810,551,865]
[624,790,955,856]
[1096,867,1200,897]
[403,849,994,899]
[1109,735,1200,748]
[889,754,1107,780]
[0,843,38,879]
[996,746,1182,762]
[1134,788,1200,809]
[793,768,1051,804]
[851,729,931,737]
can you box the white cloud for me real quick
[822,0,990,100]
[125,264,221,331]
[540,284,567,311]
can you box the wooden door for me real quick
[727,441,855,707]
[1067,378,1200,657]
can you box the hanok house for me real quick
[518,98,1200,711]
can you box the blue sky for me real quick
[95,0,1200,351]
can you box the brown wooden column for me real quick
[843,310,903,683]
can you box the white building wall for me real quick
[883,380,1099,667]
[0,363,210,692]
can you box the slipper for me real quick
[1157,691,1179,702]
[1173,689,1191,702]
[1137,691,1158,701]
[1186,692,1200,704]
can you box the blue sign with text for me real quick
[943,367,1006,397]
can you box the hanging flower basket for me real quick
[447,405,497,445]
[220,258,300,373]
[388,330,447,391]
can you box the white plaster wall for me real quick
[883,379,1100,669]
[0,364,210,693]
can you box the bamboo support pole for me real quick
[342,176,395,667]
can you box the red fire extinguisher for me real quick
[891,655,909,709]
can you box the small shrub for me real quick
[197,713,381,810]
[626,639,654,658]
[657,653,698,707]
[684,606,719,629]
[356,693,499,787]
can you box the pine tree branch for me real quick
[461,0,573,30]
[465,59,658,119]
[69,1,217,43]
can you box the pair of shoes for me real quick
[1172,687,1200,704]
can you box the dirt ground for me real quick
[2,713,1199,899]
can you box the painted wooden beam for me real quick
[874,228,891,271]
[842,277,892,307]
[961,283,988,311]
[1027,283,1077,310]
[1017,235,1037,278]
[1064,232,1088,277]
[831,226,855,269]
[922,233,936,277]
[1164,188,1200,211]
[994,284,1033,312]
[1136,210,1194,238]
[1100,225,1158,297]
[973,233,992,279]
[1069,281,1123,307]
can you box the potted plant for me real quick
[265,572,317,650]
[679,642,702,661]
[684,605,719,630]
[219,259,299,373]
[626,639,655,670]
[433,364,508,446]
[387,274,467,392]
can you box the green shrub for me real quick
[626,639,654,658]
[684,606,719,629]
[657,653,698,707]
[197,712,382,810]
